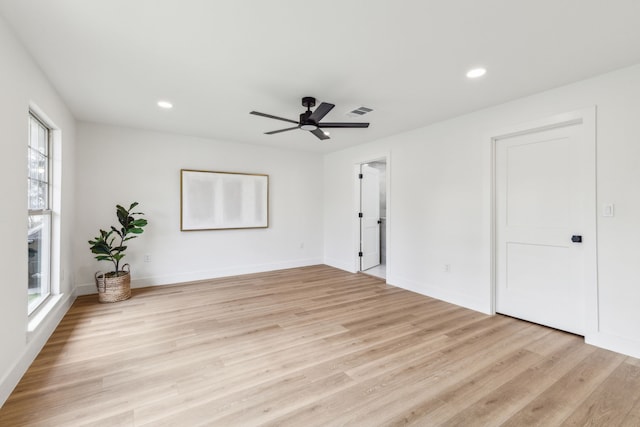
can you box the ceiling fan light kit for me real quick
[250,96,369,141]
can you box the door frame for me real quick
[489,107,598,336]
[353,154,390,279]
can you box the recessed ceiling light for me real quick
[157,100,173,109]
[466,68,487,79]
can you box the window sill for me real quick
[27,294,64,339]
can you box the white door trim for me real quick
[489,107,598,336]
[353,153,390,280]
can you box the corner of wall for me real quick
[324,257,357,274]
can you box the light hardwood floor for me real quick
[2,265,640,426]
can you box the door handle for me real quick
[571,235,582,243]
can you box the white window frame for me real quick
[27,112,53,315]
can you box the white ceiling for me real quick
[2,1,640,153]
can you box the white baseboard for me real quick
[75,258,323,295]
[323,257,357,274]
[585,331,640,359]
[0,291,75,407]
[391,275,491,314]
[389,276,640,359]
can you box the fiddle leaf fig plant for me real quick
[88,202,148,276]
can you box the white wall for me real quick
[0,16,76,404]
[324,64,640,358]
[74,123,323,292]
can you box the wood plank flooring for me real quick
[1,265,639,426]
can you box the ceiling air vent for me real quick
[349,106,373,116]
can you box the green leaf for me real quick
[90,241,112,255]
[110,226,123,238]
[116,206,128,226]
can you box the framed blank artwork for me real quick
[180,169,269,231]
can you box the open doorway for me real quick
[359,159,386,279]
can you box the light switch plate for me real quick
[603,204,614,217]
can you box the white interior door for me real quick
[495,122,594,335]
[361,164,380,271]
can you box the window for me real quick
[28,113,52,314]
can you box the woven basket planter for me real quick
[95,263,131,303]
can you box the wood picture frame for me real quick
[180,169,269,231]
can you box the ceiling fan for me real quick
[250,96,369,140]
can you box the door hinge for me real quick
[358,251,363,257]
[358,212,363,218]
[358,173,363,179]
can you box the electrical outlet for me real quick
[444,264,451,273]
[300,242,305,249]
[144,254,151,263]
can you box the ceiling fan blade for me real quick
[250,111,299,125]
[311,128,330,140]
[308,102,335,122]
[317,122,369,128]
[265,126,299,135]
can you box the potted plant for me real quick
[88,202,148,303]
